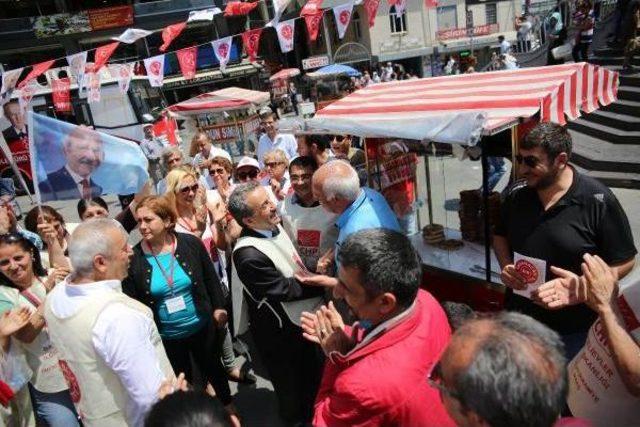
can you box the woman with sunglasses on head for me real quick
[23,206,72,271]
[0,234,79,427]
[122,196,240,427]
[260,149,291,201]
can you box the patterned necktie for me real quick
[80,179,91,200]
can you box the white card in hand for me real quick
[513,252,547,299]
[165,295,187,314]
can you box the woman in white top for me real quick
[0,233,78,427]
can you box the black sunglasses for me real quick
[237,170,258,180]
[515,154,541,168]
[179,184,199,194]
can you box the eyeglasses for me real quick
[0,233,25,245]
[515,154,541,168]
[264,161,284,169]
[237,169,258,181]
[210,168,226,175]
[178,184,199,194]
[428,361,462,402]
[290,174,312,182]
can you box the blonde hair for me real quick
[189,130,211,157]
[263,149,289,167]
[164,168,199,210]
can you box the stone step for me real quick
[572,164,640,189]
[567,118,640,144]
[601,99,640,116]
[579,109,640,131]
[569,130,640,173]
[618,85,640,101]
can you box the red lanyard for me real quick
[146,238,178,290]
[20,277,46,308]
[177,216,198,233]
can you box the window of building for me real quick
[389,6,407,34]
[436,5,457,30]
[485,3,497,25]
[353,11,362,40]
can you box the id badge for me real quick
[165,295,187,314]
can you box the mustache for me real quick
[78,157,100,165]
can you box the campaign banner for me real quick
[87,72,101,103]
[87,6,134,31]
[177,47,198,80]
[66,52,87,92]
[333,1,354,40]
[212,37,233,72]
[33,6,133,38]
[242,29,263,62]
[18,60,55,90]
[188,8,222,22]
[276,19,296,53]
[363,0,381,27]
[144,55,166,87]
[18,80,38,112]
[112,28,153,44]
[51,78,72,112]
[160,22,187,52]
[108,63,135,93]
[303,11,323,42]
[92,42,119,72]
[28,112,149,202]
[1,68,23,96]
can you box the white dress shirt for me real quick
[256,133,298,168]
[48,279,166,427]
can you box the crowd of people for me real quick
[0,111,637,427]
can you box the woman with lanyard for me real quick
[123,196,240,426]
[0,233,78,427]
[165,167,253,385]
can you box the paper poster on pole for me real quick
[28,111,149,203]
[512,252,546,299]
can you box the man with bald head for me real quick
[298,160,400,287]
[39,127,104,201]
[432,312,568,427]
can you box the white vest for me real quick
[279,197,338,272]
[567,269,640,426]
[231,225,324,336]
[44,291,174,427]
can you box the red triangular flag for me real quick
[363,0,380,27]
[159,22,187,52]
[424,0,438,7]
[92,42,120,72]
[224,1,259,16]
[241,28,263,62]
[303,11,323,42]
[17,60,55,89]
[176,46,198,80]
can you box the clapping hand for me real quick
[0,307,31,338]
[581,254,617,314]
[531,266,587,310]
[301,302,356,356]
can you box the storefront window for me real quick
[437,5,457,30]
[389,6,407,34]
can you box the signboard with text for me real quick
[302,55,330,70]
[436,23,499,41]
[33,6,133,38]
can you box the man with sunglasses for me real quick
[256,112,297,168]
[493,123,636,359]
[433,312,567,427]
[234,156,260,184]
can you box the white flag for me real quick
[333,1,354,39]
[276,19,296,53]
[66,52,87,91]
[211,37,233,73]
[271,0,293,26]
[109,63,135,93]
[144,55,165,87]
[87,72,101,104]
[188,7,222,22]
[1,68,23,96]
[112,28,153,44]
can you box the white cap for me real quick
[236,156,260,170]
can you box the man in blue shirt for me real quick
[297,160,400,287]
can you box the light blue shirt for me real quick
[335,187,401,257]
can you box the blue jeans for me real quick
[29,384,79,427]
[487,157,507,191]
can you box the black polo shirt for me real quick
[495,169,637,334]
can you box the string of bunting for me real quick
[0,0,438,109]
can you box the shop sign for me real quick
[436,23,498,41]
[302,55,330,70]
[163,67,256,90]
[33,5,133,38]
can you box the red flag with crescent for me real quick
[303,11,323,42]
[177,47,198,80]
[17,60,55,89]
[159,22,187,52]
[241,28,263,62]
[92,42,119,72]
[363,0,380,27]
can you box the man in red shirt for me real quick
[301,228,454,427]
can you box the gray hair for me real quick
[322,160,360,201]
[161,146,183,169]
[227,181,261,226]
[451,312,567,427]
[68,219,126,275]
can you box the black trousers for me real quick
[249,311,324,425]
[162,319,232,405]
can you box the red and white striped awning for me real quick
[269,68,301,82]
[166,87,270,117]
[308,62,618,145]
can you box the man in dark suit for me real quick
[2,101,28,150]
[38,126,104,201]
[227,181,325,426]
